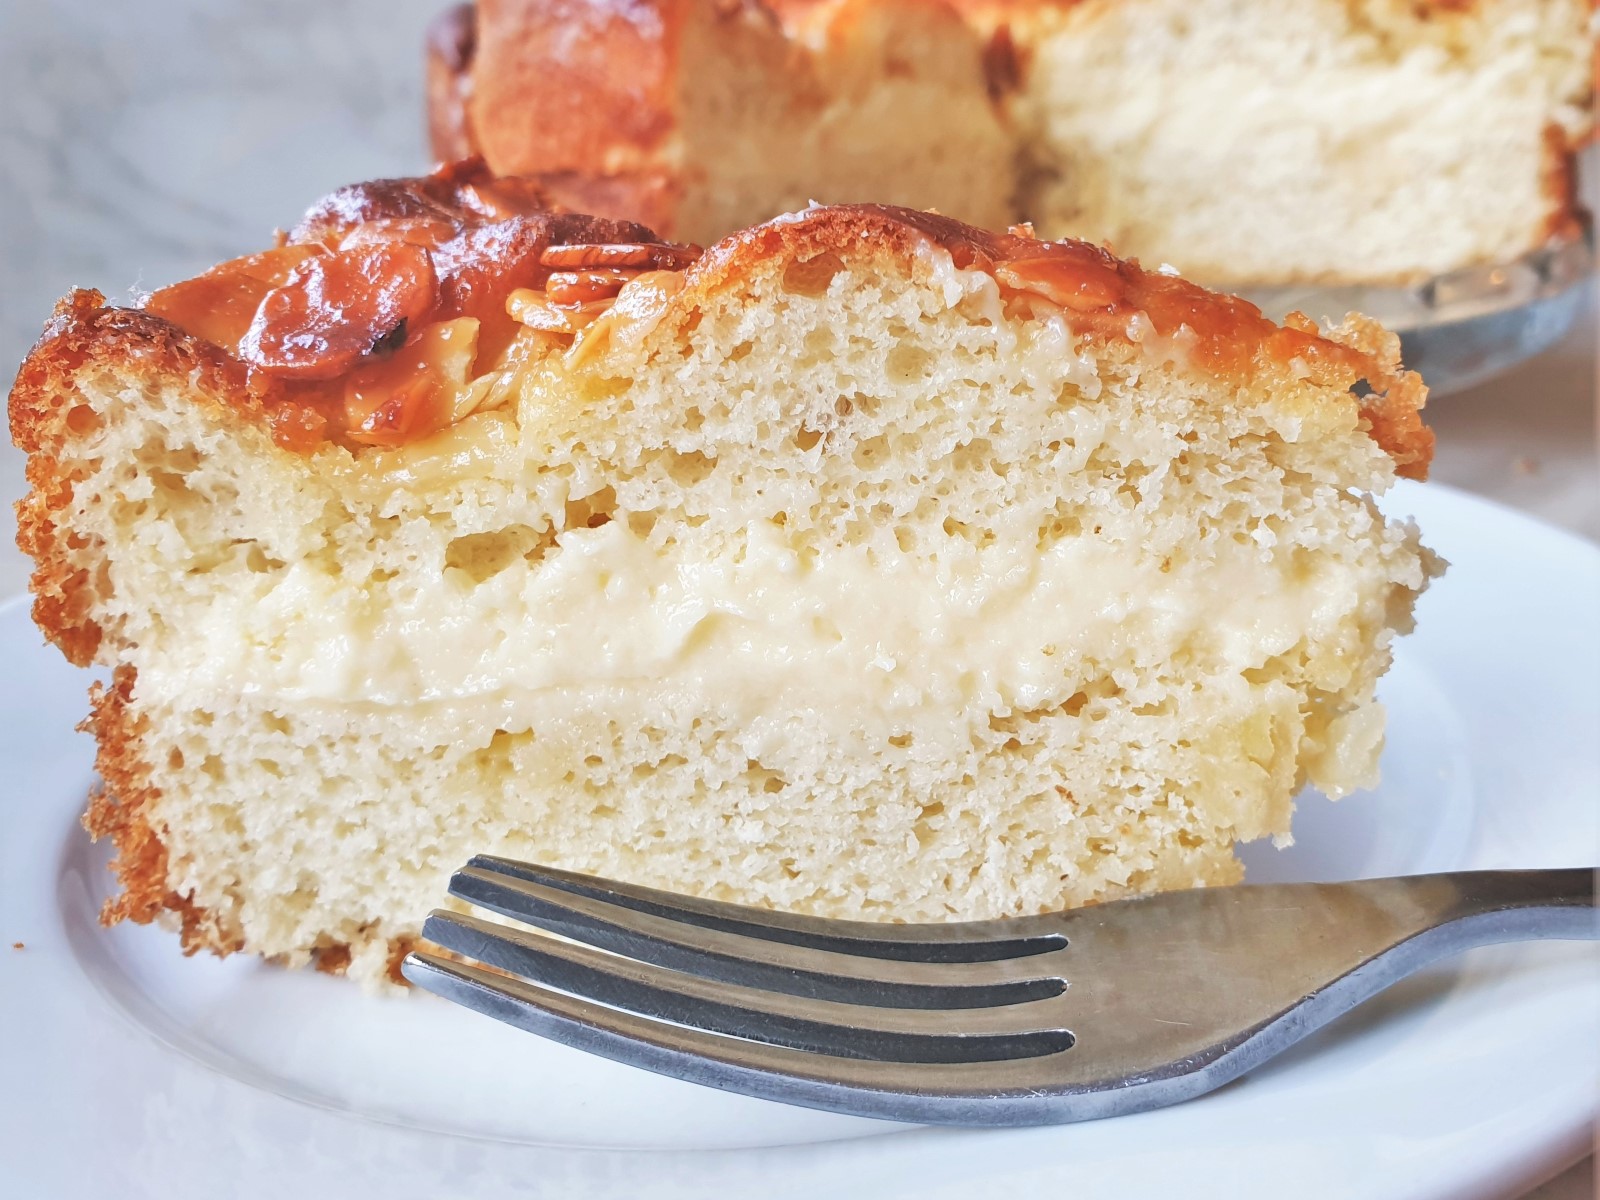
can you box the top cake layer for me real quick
[15,160,1434,473]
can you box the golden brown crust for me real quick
[423,1,688,229]
[466,0,687,179]
[314,936,417,982]
[386,938,420,985]
[449,0,809,236]
[11,299,255,955]
[8,291,258,460]
[1536,122,1589,246]
[312,944,354,975]
[1320,313,1435,480]
[10,290,266,666]
[80,667,238,954]
[18,453,102,668]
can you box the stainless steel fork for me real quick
[401,860,1597,1126]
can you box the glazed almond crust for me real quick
[8,191,1435,977]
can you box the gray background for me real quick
[0,0,447,591]
[0,2,1593,1194]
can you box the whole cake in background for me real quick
[9,161,1437,987]
[429,0,1596,286]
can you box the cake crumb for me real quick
[11,942,23,950]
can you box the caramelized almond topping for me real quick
[336,217,462,253]
[267,403,332,454]
[506,289,612,335]
[455,175,565,220]
[239,243,438,381]
[343,318,480,447]
[142,163,661,451]
[431,217,559,324]
[290,157,554,246]
[505,289,579,334]
[145,245,320,353]
[562,271,687,369]
[540,242,702,271]
[138,178,1405,459]
[997,253,1122,311]
[546,269,635,305]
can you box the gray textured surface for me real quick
[0,1,1593,1192]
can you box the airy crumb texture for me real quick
[11,202,1436,987]
[436,0,1596,285]
[990,0,1597,284]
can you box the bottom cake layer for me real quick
[86,636,1394,986]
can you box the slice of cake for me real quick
[959,0,1596,286]
[10,162,1436,987]
[431,0,1595,286]
[428,0,1015,242]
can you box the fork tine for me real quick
[410,869,1600,1127]
[402,950,1085,1125]
[468,855,1067,963]
[422,909,1073,1063]
[446,865,1067,1007]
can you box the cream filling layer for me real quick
[137,520,1371,745]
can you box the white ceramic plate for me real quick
[2,479,1596,1200]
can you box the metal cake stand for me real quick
[1241,230,1596,396]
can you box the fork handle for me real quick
[1424,867,1597,945]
